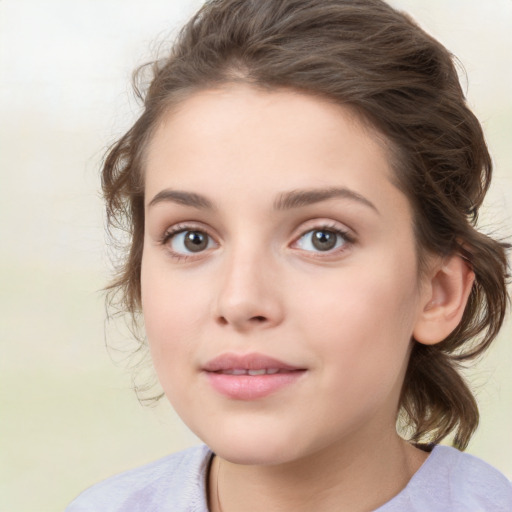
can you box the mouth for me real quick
[202,352,306,400]
[214,368,295,375]
[203,352,302,372]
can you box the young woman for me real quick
[67,0,512,510]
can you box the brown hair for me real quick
[102,0,510,449]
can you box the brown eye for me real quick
[295,228,349,253]
[167,229,214,254]
[184,231,208,252]
[311,230,337,251]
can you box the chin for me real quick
[214,441,298,466]
[195,421,308,466]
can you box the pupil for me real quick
[312,230,336,251]
[184,231,207,252]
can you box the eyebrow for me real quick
[274,187,379,214]
[147,186,378,214]
[148,189,214,210]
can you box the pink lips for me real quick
[202,353,306,400]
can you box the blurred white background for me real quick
[1,1,511,511]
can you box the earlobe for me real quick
[413,254,475,345]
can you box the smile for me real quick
[202,353,306,400]
[215,368,293,375]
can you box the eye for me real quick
[294,228,350,253]
[164,228,216,255]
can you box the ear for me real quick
[413,253,475,345]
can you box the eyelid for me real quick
[292,219,355,241]
[290,220,356,255]
[160,221,210,241]
[159,222,219,259]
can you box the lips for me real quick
[216,368,286,375]
[203,353,301,372]
[202,352,306,400]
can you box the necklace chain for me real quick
[215,455,223,512]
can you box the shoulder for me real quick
[432,445,512,510]
[65,444,212,512]
[380,445,512,512]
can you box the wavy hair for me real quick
[102,0,510,449]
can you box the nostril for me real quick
[216,314,268,327]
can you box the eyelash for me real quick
[159,222,355,261]
[292,224,355,257]
[158,223,214,261]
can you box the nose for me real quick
[213,246,284,331]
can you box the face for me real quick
[141,85,429,465]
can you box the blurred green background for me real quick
[1,1,511,511]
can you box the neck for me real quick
[208,431,428,512]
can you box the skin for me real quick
[141,85,470,511]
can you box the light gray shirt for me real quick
[66,444,512,511]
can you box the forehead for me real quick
[144,85,405,217]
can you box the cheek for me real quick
[296,258,420,385]
[140,256,205,378]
